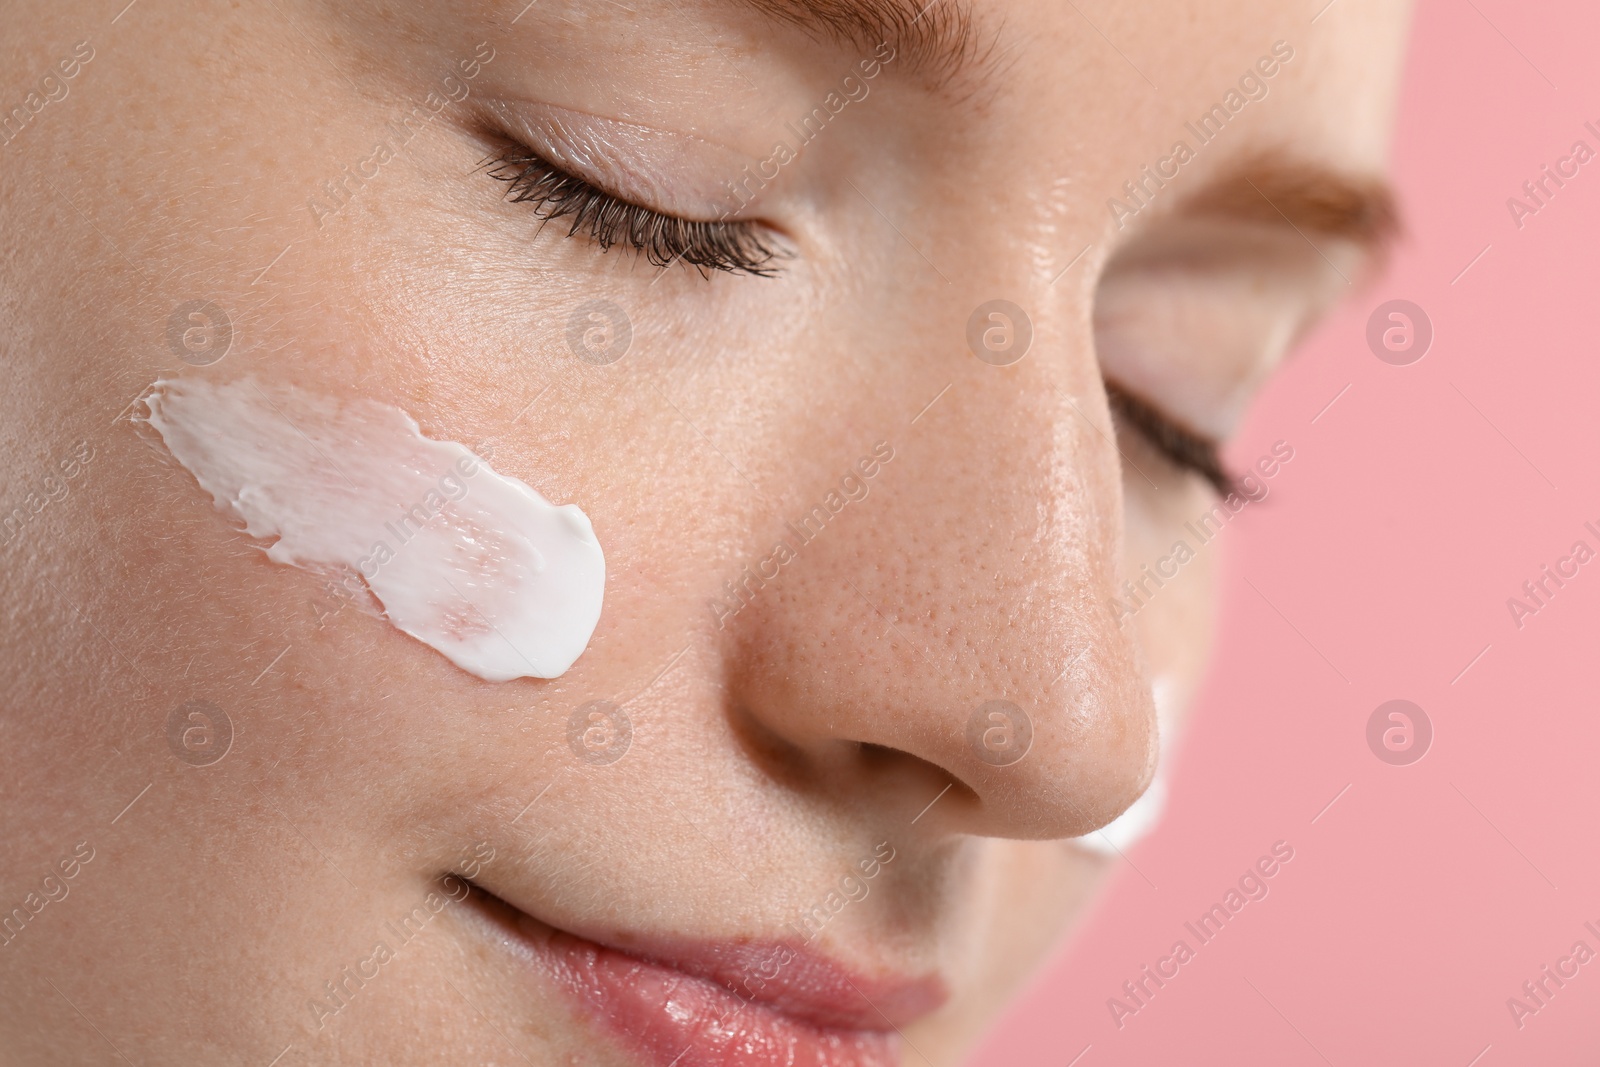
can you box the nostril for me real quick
[832,740,982,821]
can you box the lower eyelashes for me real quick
[483,146,783,278]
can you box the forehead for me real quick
[690,0,1405,207]
[714,0,1407,134]
[982,0,1409,179]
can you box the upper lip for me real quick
[489,890,949,1032]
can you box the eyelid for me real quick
[475,99,764,222]
[1104,380,1234,496]
[482,140,784,277]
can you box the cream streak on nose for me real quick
[140,376,604,681]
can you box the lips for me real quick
[472,889,946,1067]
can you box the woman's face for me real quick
[0,0,1409,1063]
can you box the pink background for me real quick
[969,0,1600,1063]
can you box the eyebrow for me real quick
[735,0,987,82]
[1179,151,1401,257]
[1100,154,1399,490]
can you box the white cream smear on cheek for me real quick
[141,377,604,682]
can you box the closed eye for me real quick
[481,138,784,278]
[1105,380,1234,496]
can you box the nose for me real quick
[719,288,1159,841]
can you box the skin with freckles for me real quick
[0,0,1409,1063]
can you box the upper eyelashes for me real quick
[483,144,783,277]
[1105,381,1234,495]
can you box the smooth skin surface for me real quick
[0,0,1409,1063]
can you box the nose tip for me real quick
[946,648,1160,839]
[727,580,1161,841]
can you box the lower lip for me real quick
[514,919,903,1067]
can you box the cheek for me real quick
[910,839,1113,1050]
[1120,469,1220,740]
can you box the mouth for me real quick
[466,886,947,1067]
